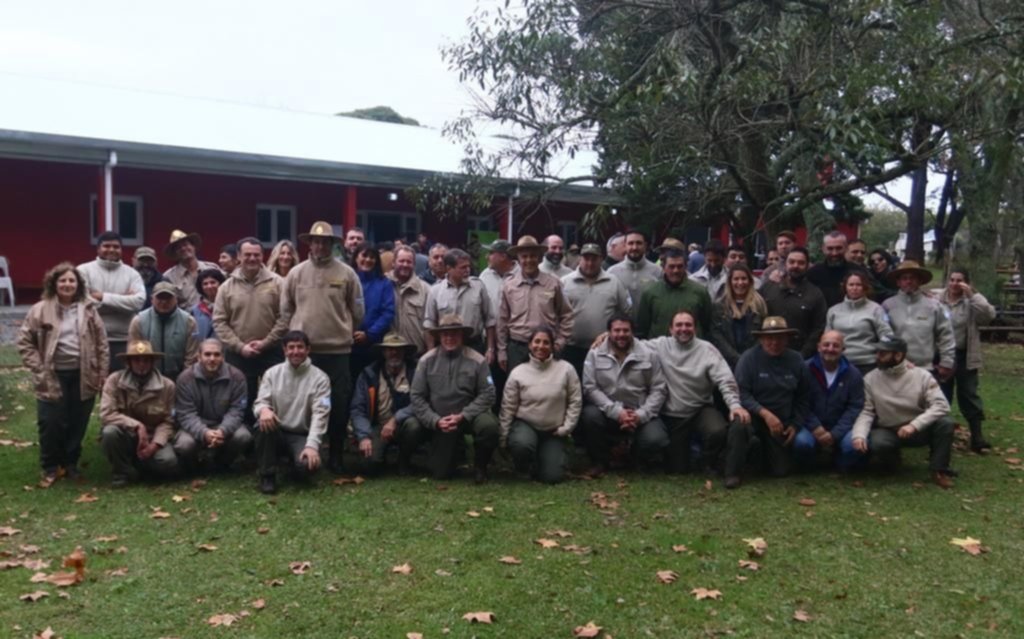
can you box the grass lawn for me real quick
[0,344,1022,638]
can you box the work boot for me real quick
[931,471,954,490]
[259,474,277,495]
[969,422,992,453]
[724,476,741,490]
[473,465,489,485]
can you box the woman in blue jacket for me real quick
[351,243,396,382]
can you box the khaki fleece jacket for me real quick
[280,257,365,354]
[213,266,288,353]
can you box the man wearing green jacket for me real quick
[635,249,712,339]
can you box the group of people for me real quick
[16,221,995,493]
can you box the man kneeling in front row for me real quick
[850,337,956,489]
[252,330,331,494]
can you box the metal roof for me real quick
[0,73,613,205]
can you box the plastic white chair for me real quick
[0,256,15,306]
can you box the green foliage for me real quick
[336,105,420,126]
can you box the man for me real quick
[846,239,868,266]
[131,246,164,310]
[760,247,827,358]
[732,317,812,487]
[213,236,289,424]
[409,314,499,482]
[687,243,704,274]
[581,314,667,475]
[608,230,662,309]
[882,261,955,380]
[497,236,574,372]
[77,231,146,369]
[562,244,632,377]
[540,234,573,278]
[252,330,332,494]
[795,331,864,471]
[100,340,192,486]
[631,312,748,476]
[351,333,419,475]
[635,249,712,339]
[128,282,199,381]
[764,249,780,270]
[388,245,430,356]
[423,248,496,358]
[419,243,449,286]
[807,231,868,308]
[218,244,239,275]
[603,232,626,271]
[762,230,797,284]
[851,337,955,488]
[162,229,221,309]
[174,339,251,470]
[343,227,365,264]
[280,221,365,474]
[479,239,520,315]
[691,240,727,300]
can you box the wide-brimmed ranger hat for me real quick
[427,314,474,337]
[886,260,932,286]
[482,239,512,254]
[117,340,165,360]
[164,230,203,258]
[875,336,909,353]
[298,220,343,244]
[508,235,547,257]
[751,316,800,337]
[656,238,687,253]
[374,332,417,351]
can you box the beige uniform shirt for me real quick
[99,370,177,446]
[424,277,495,341]
[498,271,574,356]
[163,260,221,309]
[389,272,430,355]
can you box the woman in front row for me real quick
[499,326,582,484]
[17,262,109,485]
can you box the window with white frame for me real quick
[90,195,144,246]
[556,220,578,246]
[256,205,297,248]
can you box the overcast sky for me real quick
[0,0,914,208]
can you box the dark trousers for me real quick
[36,370,94,473]
[507,340,530,373]
[310,353,352,466]
[254,428,319,479]
[226,349,283,426]
[100,426,190,480]
[507,420,568,484]
[939,350,984,425]
[560,344,589,383]
[109,340,127,372]
[663,407,729,474]
[403,412,499,479]
[358,416,420,474]
[581,405,668,468]
[867,417,954,472]
[726,415,793,478]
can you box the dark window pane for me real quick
[276,209,292,241]
[257,209,272,242]
[118,201,138,239]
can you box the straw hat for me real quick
[116,340,165,360]
[508,235,546,257]
[164,229,203,258]
[298,220,343,244]
[751,316,799,337]
[886,260,932,286]
[427,314,474,337]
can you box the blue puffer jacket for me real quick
[803,354,864,442]
[357,270,396,344]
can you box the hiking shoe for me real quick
[724,476,741,490]
[259,474,278,495]
[473,466,489,485]
[931,471,954,490]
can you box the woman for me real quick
[825,271,894,373]
[16,262,109,485]
[934,267,997,452]
[867,248,897,302]
[268,239,297,278]
[191,268,225,340]
[499,326,582,484]
[351,243,396,379]
[711,264,767,369]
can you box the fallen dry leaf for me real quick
[562,544,592,555]
[150,509,171,519]
[793,609,812,622]
[252,598,266,610]
[207,613,239,627]
[20,590,49,602]
[1004,458,1022,465]
[656,570,679,584]
[0,526,22,536]
[462,611,496,624]
[672,544,688,553]
[73,493,99,504]
[483,506,495,513]
[407,634,424,639]
[743,537,767,558]
[171,494,190,503]
[33,627,56,639]
[93,535,118,543]
[691,587,723,601]
[735,575,749,582]
[332,476,366,486]
[573,621,603,637]
[257,527,270,535]
[208,512,219,522]
[546,529,574,538]
[704,479,713,490]
[105,567,129,577]
[498,556,522,565]
[41,571,80,587]
[63,547,86,580]
[392,563,413,575]
[22,559,49,571]
[289,561,312,575]
[191,479,207,490]
[466,511,481,518]
[197,544,218,552]
[434,569,453,577]
[265,578,285,587]
[950,537,989,556]
[1,559,23,570]
[798,498,817,507]
[738,560,760,571]
[535,538,560,549]
[19,544,41,554]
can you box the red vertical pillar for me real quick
[343,185,358,231]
